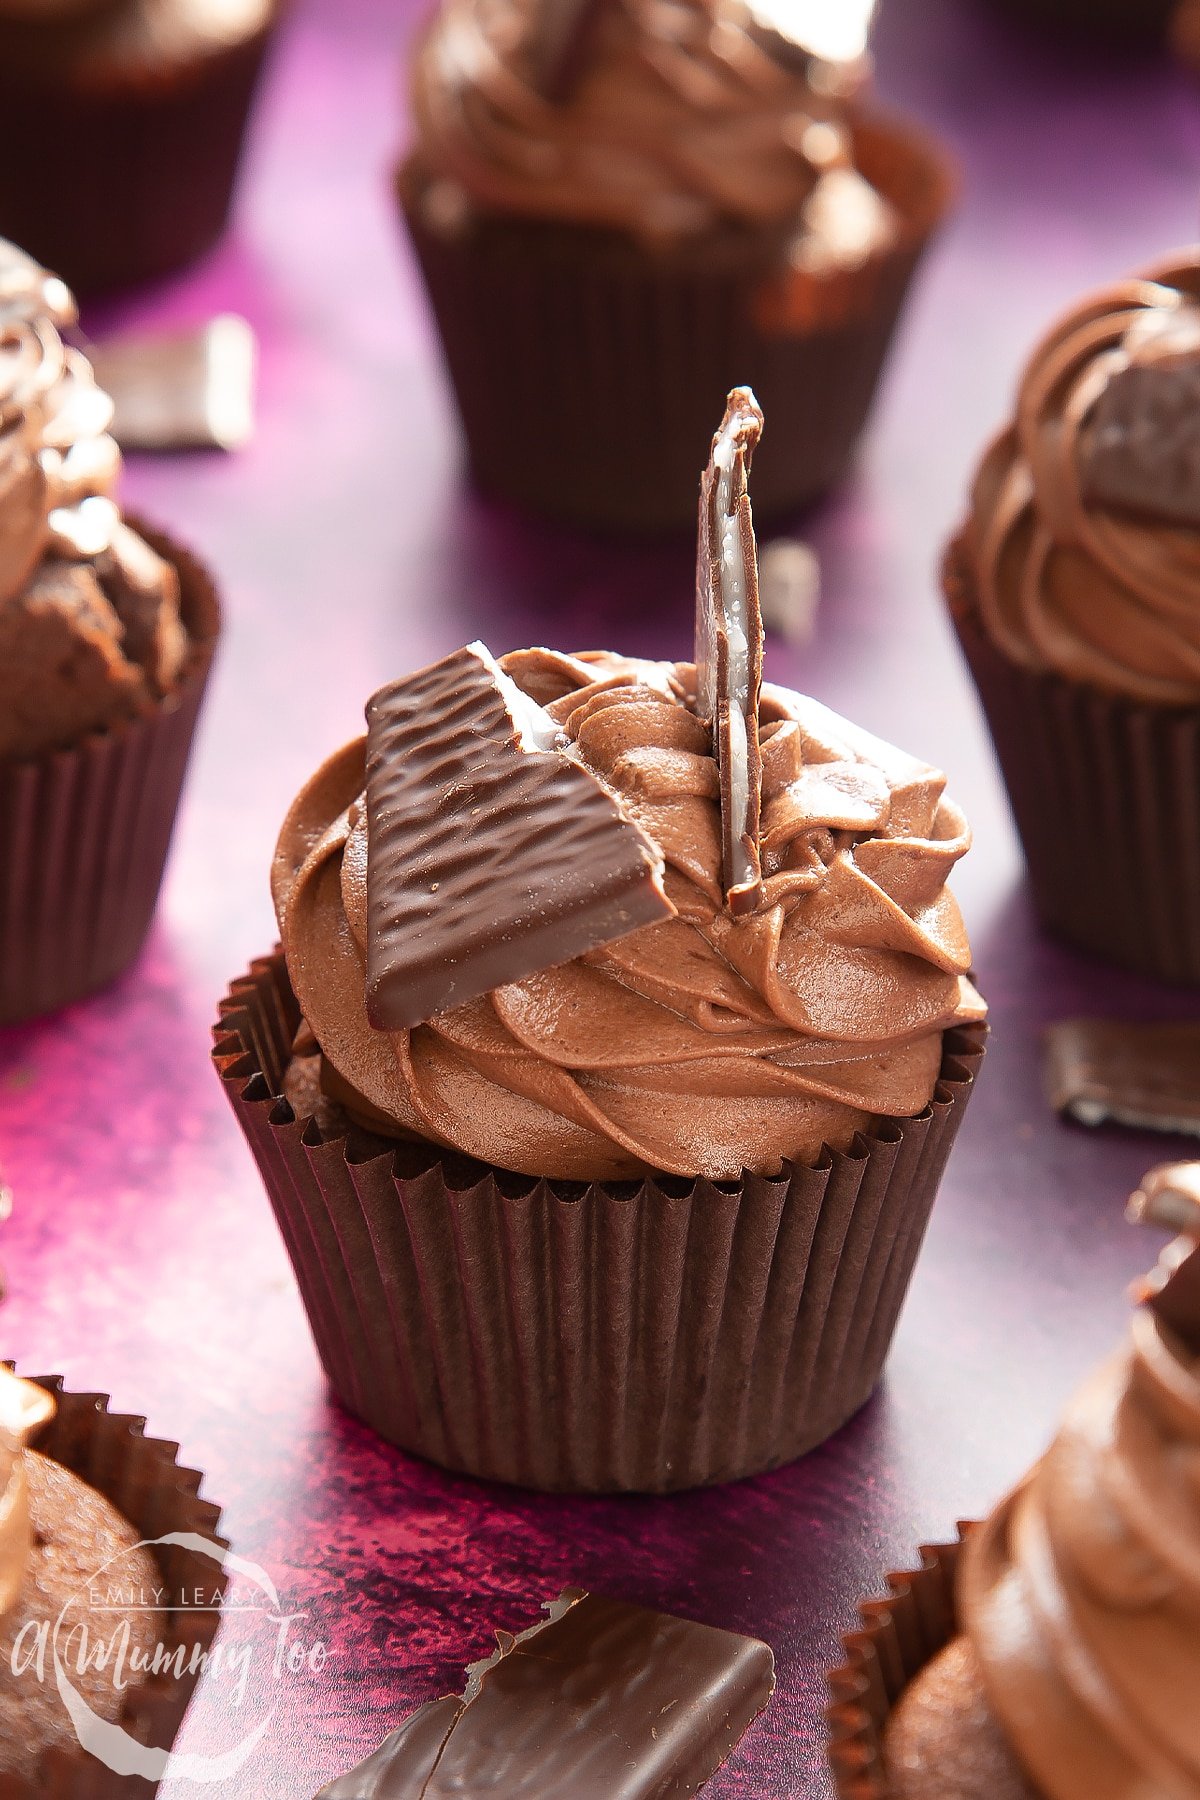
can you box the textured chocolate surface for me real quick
[1043,1019,1200,1135]
[363,643,672,1030]
[694,389,765,917]
[1078,359,1200,530]
[317,1590,774,1799]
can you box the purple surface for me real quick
[2,1,1200,1793]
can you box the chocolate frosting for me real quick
[0,237,187,758]
[959,1290,1200,1799]
[0,1372,55,1623]
[408,0,894,251]
[274,648,983,1182]
[961,251,1200,704]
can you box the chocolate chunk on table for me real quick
[364,643,673,1031]
[316,1589,775,1800]
[694,387,766,917]
[86,316,256,452]
[1077,356,1200,530]
[1043,1019,1200,1135]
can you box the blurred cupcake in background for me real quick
[946,250,1200,986]
[0,1368,227,1794]
[828,1166,1200,1798]
[397,0,956,532]
[985,0,1186,50]
[0,0,282,294]
[0,237,220,1025]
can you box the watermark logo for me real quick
[12,1535,327,1781]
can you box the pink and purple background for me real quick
[2,0,1199,1791]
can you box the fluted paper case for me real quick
[0,524,219,1027]
[947,536,1200,986]
[214,952,985,1494]
[827,1535,970,1800]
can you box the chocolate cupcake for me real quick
[397,0,955,532]
[828,1162,1200,1799]
[0,238,220,1025]
[215,389,985,1492]
[0,0,279,295]
[0,1367,227,1795]
[946,250,1200,985]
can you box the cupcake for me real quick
[0,1366,227,1793]
[396,0,956,532]
[215,388,985,1493]
[946,250,1200,985]
[0,0,279,295]
[0,238,220,1025]
[828,1162,1200,1799]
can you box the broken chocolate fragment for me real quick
[1043,1019,1200,1136]
[364,643,673,1031]
[316,1589,774,1800]
[1128,1161,1200,1236]
[695,388,766,917]
[86,316,256,453]
[1078,351,1200,531]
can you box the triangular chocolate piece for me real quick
[364,643,673,1031]
[1078,356,1200,531]
[694,388,766,917]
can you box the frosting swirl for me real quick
[0,236,188,759]
[961,252,1200,704]
[274,649,983,1182]
[408,0,893,248]
[0,238,120,606]
[959,1297,1200,1799]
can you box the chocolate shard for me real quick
[315,1589,775,1800]
[1077,355,1200,531]
[525,0,611,101]
[1043,1019,1200,1136]
[695,388,767,917]
[364,643,673,1031]
[85,315,256,452]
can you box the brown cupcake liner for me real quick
[0,19,278,295]
[0,522,221,1028]
[826,1534,969,1800]
[946,537,1200,986]
[985,0,1175,42]
[213,951,985,1494]
[397,111,957,533]
[1,1372,227,1799]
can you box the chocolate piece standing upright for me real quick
[364,642,673,1031]
[316,1588,775,1800]
[695,387,766,917]
[1043,1018,1200,1136]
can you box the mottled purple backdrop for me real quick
[1,1,1198,1792]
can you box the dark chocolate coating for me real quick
[363,645,672,1031]
[1148,1241,1200,1355]
[694,389,765,917]
[316,1590,774,1799]
[1043,1018,1200,1137]
[1078,360,1200,531]
[883,1637,1040,1800]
